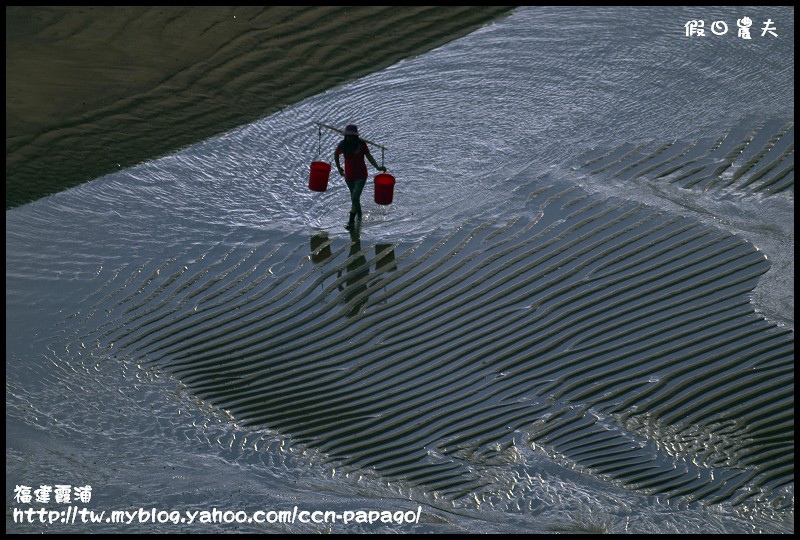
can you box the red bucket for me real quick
[308,161,331,192]
[374,173,396,205]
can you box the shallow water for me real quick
[6,6,794,533]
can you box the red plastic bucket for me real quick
[308,161,331,192]
[374,173,396,205]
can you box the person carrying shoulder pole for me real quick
[334,124,387,230]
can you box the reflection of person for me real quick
[338,228,370,318]
[310,229,396,319]
[334,124,386,230]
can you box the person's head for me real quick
[343,124,359,140]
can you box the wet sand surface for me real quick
[6,6,515,209]
[6,7,793,532]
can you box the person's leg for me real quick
[345,179,356,229]
[351,178,366,220]
[344,178,366,229]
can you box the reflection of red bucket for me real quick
[374,173,396,205]
[308,161,331,192]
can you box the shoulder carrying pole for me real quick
[315,122,388,152]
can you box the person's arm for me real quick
[365,149,387,172]
[334,148,344,176]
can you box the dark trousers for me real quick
[345,178,367,216]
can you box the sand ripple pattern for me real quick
[576,118,794,196]
[6,6,515,209]
[66,177,793,508]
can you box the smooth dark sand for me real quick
[5,6,515,209]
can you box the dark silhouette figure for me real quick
[334,124,386,230]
